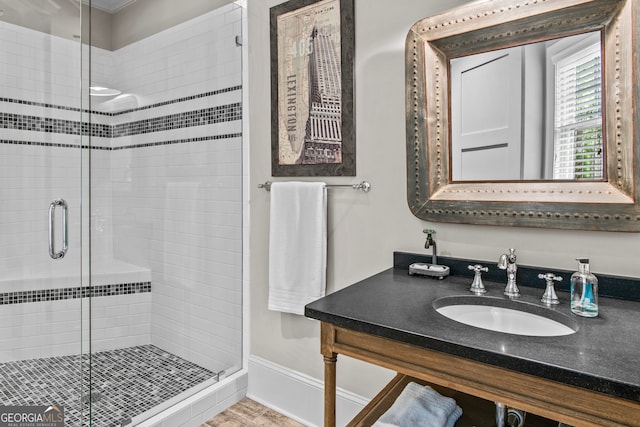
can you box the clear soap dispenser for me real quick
[570,258,598,317]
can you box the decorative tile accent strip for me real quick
[0,134,242,151]
[0,103,240,139]
[0,344,217,427]
[112,85,242,116]
[0,97,87,114]
[0,87,242,151]
[0,112,111,137]
[0,85,241,117]
[0,139,89,149]
[0,282,151,305]
[112,103,242,137]
[111,133,243,150]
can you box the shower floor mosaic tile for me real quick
[0,345,217,426]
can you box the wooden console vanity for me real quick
[319,323,637,426]
[305,260,640,427]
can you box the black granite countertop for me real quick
[305,260,640,403]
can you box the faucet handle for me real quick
[497,254,508,270]
[468,264,488,295]
[538,273,562,305]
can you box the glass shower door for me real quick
[84,2,244,424]
[0,1,89,425]
[1,2,247,425]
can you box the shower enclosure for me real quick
[0,1,244,425]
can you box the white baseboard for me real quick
[247,355,368,427]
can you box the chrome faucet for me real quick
[423,229,437,265]
[497,248,520,297]
[408,229,449,279]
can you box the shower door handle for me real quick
[48,199,68,259]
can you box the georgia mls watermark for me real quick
[0,406,64,427]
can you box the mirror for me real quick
[405,0,640,231]
[450,32,603,182]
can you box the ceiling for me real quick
[0,0,136,17]
[0,0,81,40]
[85,0,136,13]
[0,0,138,47]
[0,0,228,50]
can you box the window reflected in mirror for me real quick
[450,32,603,182]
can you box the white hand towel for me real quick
[268,181,327,315]
[373,382,463,427]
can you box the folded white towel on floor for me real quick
[373,382,463,427]
[268,181,327,315]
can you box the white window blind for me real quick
[553,43,603,180]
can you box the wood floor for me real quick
[201,397,305,427]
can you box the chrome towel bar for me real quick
[258,180,371,193]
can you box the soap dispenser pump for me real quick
[570,258,598,317]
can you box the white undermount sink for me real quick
[433,296,578,337]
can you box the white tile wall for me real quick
[0,292,150,362]
[108,5,242,106]
[0,3,244,378]
[0,143,83,279]
[0,21,82,105]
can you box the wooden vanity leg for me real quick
[324,354,337,427]
[321,322,337,427]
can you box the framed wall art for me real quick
[270,0,355,176]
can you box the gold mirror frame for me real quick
[406,0,639,231]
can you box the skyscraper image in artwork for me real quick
[300,26,342,164]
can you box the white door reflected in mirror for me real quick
[450,31,603,182]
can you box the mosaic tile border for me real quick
[0,139,94,150]
[0,282,151,305]
[112,85,242,116]
[0,133,242,151]
[0,87,243,150]
[112,103,241,137]
[0,103,241,139]
[1,112,111,137]
[0,85,241,117]
[111,132,243,150]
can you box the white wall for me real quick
[248,0,640,404]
